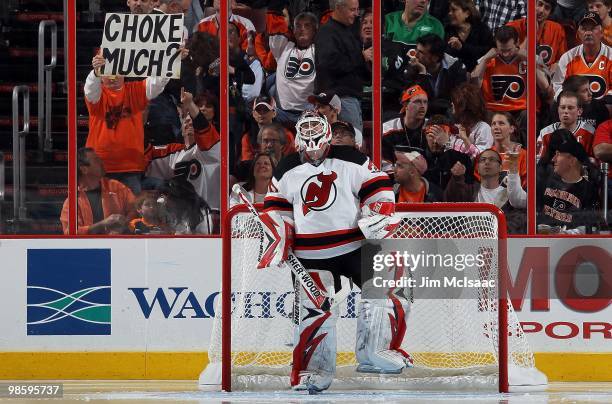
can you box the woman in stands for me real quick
[444,0,495,72]
[231,152,277,206]
[491,111,528,187]
[450,82,494,157]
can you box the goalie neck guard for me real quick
[295,111,332,166]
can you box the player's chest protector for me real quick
[289,159,361,231]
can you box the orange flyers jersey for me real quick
[537,120,596,160]
[553,43,612,100]
[482,56,528,112]
[506,18,567,67]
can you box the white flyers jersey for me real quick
[264,145,394,259]
[145,117,221,210]
[270,38,316,111]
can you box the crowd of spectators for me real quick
[69,0,612,235]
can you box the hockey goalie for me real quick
[261,111,410,393]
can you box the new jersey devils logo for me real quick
[491,75,525,100]
[300,172,338,216]
[580,74,607,99]
[537,45,553,65]
[285,56,315,79]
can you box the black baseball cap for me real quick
[579,12,602,27]
[556,139,589,163]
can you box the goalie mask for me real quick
[295,111,332,165]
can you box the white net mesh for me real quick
[201,207,544,391]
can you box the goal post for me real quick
[200,203,547,393]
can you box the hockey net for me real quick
[199,203,547,392]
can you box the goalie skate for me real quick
[292,371,334,394]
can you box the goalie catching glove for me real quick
[358,201,401,239]
[257,210,295,269]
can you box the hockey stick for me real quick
[232,184,351,311]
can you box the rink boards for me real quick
[0,237,609,381]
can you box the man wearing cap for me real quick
[382,85,429,164]
[537,139,600,234]
[240,95,296,163]
[310,92,364,148]
[552,12,612,106]
[331,120,362,149]
[393,148,443,203]
[315,0,370,133]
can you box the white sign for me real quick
[100,13,183,78]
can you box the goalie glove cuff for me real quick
[361,201,395,217]
[258,211,294,269]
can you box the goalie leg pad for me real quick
[292,270,338,392]
[355,295,413,374]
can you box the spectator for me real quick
[60,148,136,235]
[194,91,219,130]
[145,89,221,226]
[490,111,528,187]
[537,139,599,234]
[593,118,612,203]
[231,152,277,206]
[240,96,296,163]
[361,7,373,48]
[236,122,292,182]
[587,0,612,45]
[85,51,169,195]
[195,0,255,51]
[331,120,360,148]
[445,149,526,208]
[445,0,495,72]
[421,114,474,189]
[126,0,155,14]
[537,90,596,160]
[551,0,587,25]
[552,12,612,104]
[157,178,214,234]
[129,191,169,234]
[309,92,364,148]
[474,0,526,31]
[472,26,551,116]
[409,33,468,106]
[393,148,443,202]
[189,31,221,95]
[315,0,370,133]
[554,75,610,128]
[267,9,318,127]
[382,85,429,163]
[506,0,567,70]
[385,0,445,47]
[450,82,493,155]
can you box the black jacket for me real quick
[314,18,369,98]
[445,21,495,72]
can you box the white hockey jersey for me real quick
[264,146,394,259]
[536,120,595,160]
[145,115,221,210]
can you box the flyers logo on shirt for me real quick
[174,159,202,180]
[537,45,553,65]
[300,171,338,216]
[580,74,608,99]
[491,75,525,100]
[285,55,314,79]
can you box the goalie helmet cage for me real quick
[200,203,548,393]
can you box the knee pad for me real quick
[291,270,338,387]
[355,294,412,373]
